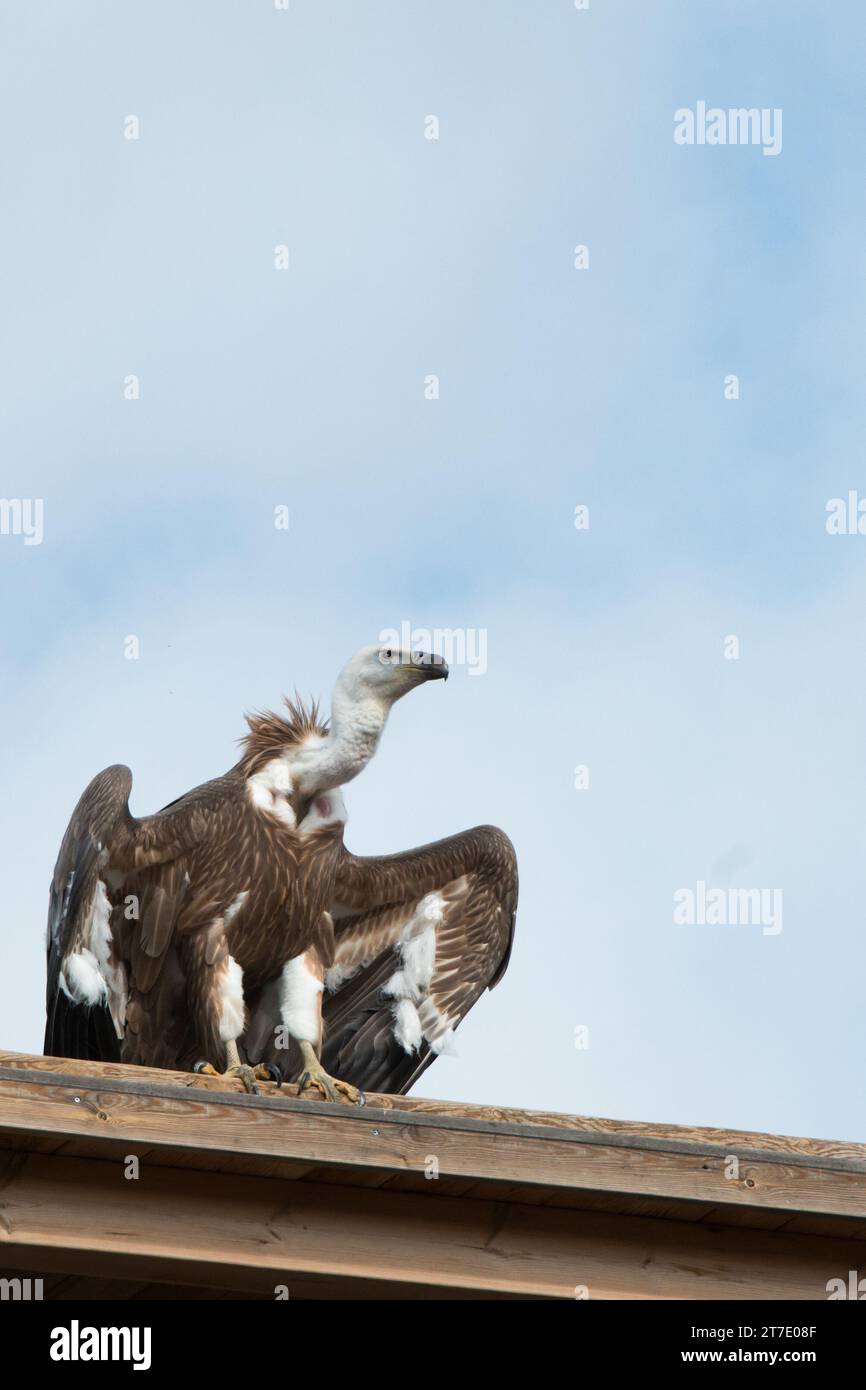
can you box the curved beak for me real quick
[414,651,449,681]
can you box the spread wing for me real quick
[44,766,134,1061]
[44,765,209,1063]
[320,825,517,1094]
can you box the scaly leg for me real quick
[277,938,364,1105]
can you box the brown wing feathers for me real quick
[321,827,517,1095]
[44,765,134,1062]
[44,735,518,1095]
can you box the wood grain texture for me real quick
[1,1148,863,1300]
[2,1051,865,1299]
[4,1050,864,1158]
[0,1053,864,1224]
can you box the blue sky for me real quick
[2,0,866,1140]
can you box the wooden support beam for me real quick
[1,1051,864,1299]
[1,1147,864,1300]
[0,1052,863,1219]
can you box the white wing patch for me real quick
[383,895,441,1001]
[326,888,461,1055]
[382,893,457,1056]
[59,878,128,1039]
[392,998,423,1053]
[59,950,106,1008]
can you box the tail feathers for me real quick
[44,989,120,1065]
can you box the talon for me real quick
[228,1064,260,1095]
[251,1061,283,1087]
[193,1060,219,1076]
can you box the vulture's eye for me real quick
[382,649,392,660]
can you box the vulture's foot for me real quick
[298,1041,365,1106]
[193,1043,282,1096]
[194,1059,261,1094]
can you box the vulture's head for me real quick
[290,642,449,796]
[336,643,449,710]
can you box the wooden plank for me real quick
[0,1148,862,1300]
[0,1065,863,1220]
[4,1051,864,1165]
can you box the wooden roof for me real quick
[0,1049,864,1299]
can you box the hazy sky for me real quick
[2,1,866,1142]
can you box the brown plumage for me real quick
[45,762,346,1073]
[44,644,517,1099]
[319,828,517,1093]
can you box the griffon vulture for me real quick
[44,645,517,1102]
